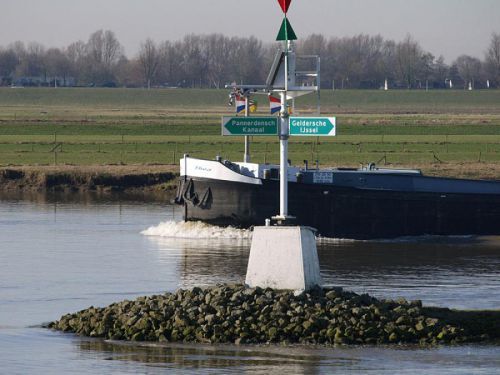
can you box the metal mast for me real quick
[274,1,296,222]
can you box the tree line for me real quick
[0,30,499,89]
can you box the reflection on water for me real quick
[0,189,170,205]
[142,221,251,286]
[1,194,499,374]
[75,338,500,375]
[78,339,329,374]
[152,237,250,287]
[318,239,500,309]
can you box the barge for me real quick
[175,155,500,240]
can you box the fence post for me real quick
[433,152,443,164]
[53,132,57,166]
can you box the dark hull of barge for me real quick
[176,177,500,240]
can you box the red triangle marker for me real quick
[277,0,291,13]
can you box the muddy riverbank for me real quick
[0,166,179,199]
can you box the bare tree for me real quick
[419,52,435,89]
[181,34,204,87]
[357,34,386,88]
[157,40,184,87]
[87,31,104,65]
[66,40,87,63]
[87,30,122,67]
[381,40,397,85]
[86,30,124,85]
[138,39,160,89]
[454,55,482,88]
[485,32,500,86]
[66,40,87,84]
[9,41,26,58]
[205,34,230,89]
[0,47,19,84]
[115,55,141,87]
[296,34,327,56]
[45,48,73,86]
[13,30,500,90]
[432,56,449,88]
[232,36,265,85]
[16,42,46,82]
[102,30,123,68]
[396,35,423,89]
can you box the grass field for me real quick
[1,87,500,177]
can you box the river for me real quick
[0,193,499,374]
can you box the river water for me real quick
[0,193,499,374]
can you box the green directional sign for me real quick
[222,117,279,136]
[289,117,336,136]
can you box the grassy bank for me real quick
[1,88,500,179]
[0,165,178,197]
[2,88,500,113]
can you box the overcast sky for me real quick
[2,0,499,63]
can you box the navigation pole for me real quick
[279,89,289,219]
[245,0,322,292]
[274,4,297,222]
[244,95,250,163]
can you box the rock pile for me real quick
[49,284,496,345]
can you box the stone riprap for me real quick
[49,284,499,346]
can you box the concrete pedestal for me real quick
[245,226,322,291]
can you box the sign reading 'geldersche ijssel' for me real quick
[289,117,336,136]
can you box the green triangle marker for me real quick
[276,17,297,41]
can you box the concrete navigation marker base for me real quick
[245,226,323,291]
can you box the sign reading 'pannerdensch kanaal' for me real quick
[222,117,279,136]
[289,117,336,136]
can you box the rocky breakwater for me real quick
[49,284,500,346]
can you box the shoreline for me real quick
[0,165,179,200]
[2,162,500,197]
